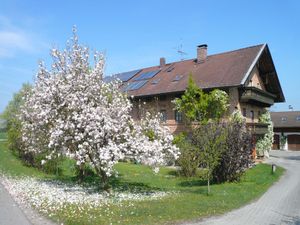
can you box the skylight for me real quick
[151,79,161,85]
[172,75,183,82]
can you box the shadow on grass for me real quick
[110,176,161,192]
[52,172,162,193]
[179,179,207,187]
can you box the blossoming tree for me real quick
[21,27,179,189]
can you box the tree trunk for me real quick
[77,164,85,183]
[207,172,210,195]
[100,170,111,192]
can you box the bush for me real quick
[33,154,63,175]
[213,120,253,183]
[75,163,96,180]
[256,111,274,157]
[1,83,31,153]
[174,133,200,177]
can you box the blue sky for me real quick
[0,0,299,112]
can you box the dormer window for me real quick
[296,116,300,121]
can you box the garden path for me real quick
[0,179,57,225]
[0,181,32,225]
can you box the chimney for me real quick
[197,44,207,63]
[160,57,166,67]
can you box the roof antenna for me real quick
[173,41,187,61]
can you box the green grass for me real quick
[0,132,7,140]
[0,140,284,225]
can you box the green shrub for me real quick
[256,111,274,157]
[213,120,253,183]
[34,153,64,176]
[1,83,31,153]
[174,133,200,177]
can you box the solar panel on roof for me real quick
[124,80,148,91]
[104,69,141,83]
[134,69,160,81]
[116,69,141,82]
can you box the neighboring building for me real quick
[271,111,300,151]
[106,44,285,135]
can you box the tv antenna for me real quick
[173,43,187,61]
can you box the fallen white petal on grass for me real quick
[1,175,173,219]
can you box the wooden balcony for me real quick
[240,87,277,107]
[247,122,269,135]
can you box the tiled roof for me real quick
[271,111,300,128]
[105,44,284,102]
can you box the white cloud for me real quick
[0,16,48,58]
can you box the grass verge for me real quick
[0,132,7,140]
[0,141,284,225]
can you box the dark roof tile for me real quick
[120,44,264,97]
[271,111,300,128]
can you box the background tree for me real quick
[173,75,229,124]
[1,83,31,154]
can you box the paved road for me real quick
[185,150,300,225]
[0,182,32,225]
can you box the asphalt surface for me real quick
[0,178,57,225]
[185,150,300,225]
[0,182,32,225]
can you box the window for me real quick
[175,110,183,123]
[296,116,300,121]
[242,108,247,117]
[160,110,167,122]
[250,110,254,121]
[281,117,287,122]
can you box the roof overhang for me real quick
[240,44,285,103]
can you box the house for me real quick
[271,111,300,151]
[106,44,285,135]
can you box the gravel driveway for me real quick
[185,150,300,225]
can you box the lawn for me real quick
[0,132,7,140]
[0,140,284,225]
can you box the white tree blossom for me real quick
[131,112,180,172]
[20,27,179,187]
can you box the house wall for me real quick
[228,87,266,123]
[246,66,266,91]
[239,103,265,123]
[131,86,267,134]
[241,66,268,123]
[131,95,187,134]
